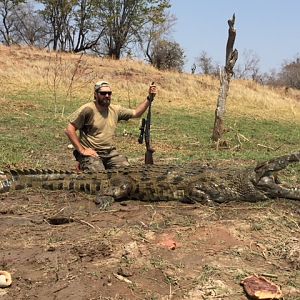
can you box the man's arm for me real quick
[132,99,150,118]
[132,83,156,118]
[64,123,98,157]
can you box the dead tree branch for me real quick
[212,14,238,143]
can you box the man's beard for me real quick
[97,98,110,107]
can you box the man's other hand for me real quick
[81,148,98,157]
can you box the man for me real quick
[65,81,156,171]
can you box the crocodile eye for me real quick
[121,184,128,190]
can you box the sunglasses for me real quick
[97,91,112,96]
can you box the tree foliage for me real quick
[71,0,104,53]
[195,51,218,75]
[34,0,172,59]
[99,0,171,59]
[277,56,300,89]
[39,0,75,50]
[141,11,176,64]
[150,39,185,72]
[0,0,185,72]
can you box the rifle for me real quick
[138,118,146,144]
[138,82,155,164]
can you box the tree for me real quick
[0,0,25,45]
[99,0,171,59]
[36,0,105,52]
[1,0,173,59]
[262,55,300,89]
[195,51,218,75]
[150,39,185,71]
[12,2,49,47]
[277,56,300,89]
[234,49,261,81]
[141,11,176,65]
[39,0,75,50]
[212,14,238,143]
[70,0,105,53]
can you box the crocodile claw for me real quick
[95,195,115,210]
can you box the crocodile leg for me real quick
[95,195,116,210]
[95,175,134,209]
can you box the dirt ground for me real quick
[0,186,299,300]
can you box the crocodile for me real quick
[0,152,300,207]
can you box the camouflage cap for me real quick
[94,81,110,91]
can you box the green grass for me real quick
[118,107,300,162]
[1,90,300,168]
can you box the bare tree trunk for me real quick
[212,14,238,142]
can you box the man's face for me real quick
[95,86,112,107]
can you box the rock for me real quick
[241,275,282,300]
[0,271,12,288]
[117,266,134,277]
[0,275,6,286]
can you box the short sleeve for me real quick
[68,104,94,130]
[116,106,134,121]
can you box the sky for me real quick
[169,0,300,73]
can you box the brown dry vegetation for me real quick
[1,45,300,121]
[0,45,299,300]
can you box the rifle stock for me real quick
[145,148,154,164]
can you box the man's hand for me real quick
[132,82,157,118]
[80,148,98,158]
[148,83,157,101]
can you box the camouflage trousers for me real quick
[73,147,130,172]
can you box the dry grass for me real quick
[1,44,300,122]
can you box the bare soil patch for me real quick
[0,188,299,299]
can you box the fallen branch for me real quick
[257,144,275,151]
[113,273,133,284]
[72,218,95,229]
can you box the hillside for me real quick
[1,45,300,120]
[0,45,300,169]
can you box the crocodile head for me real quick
[186,153,300,203]
[253,152,300,200]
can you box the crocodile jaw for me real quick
[256,175,300,200]
[253,152,300,201]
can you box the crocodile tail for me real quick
[1,169,106,195]
[0,169,75,193]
